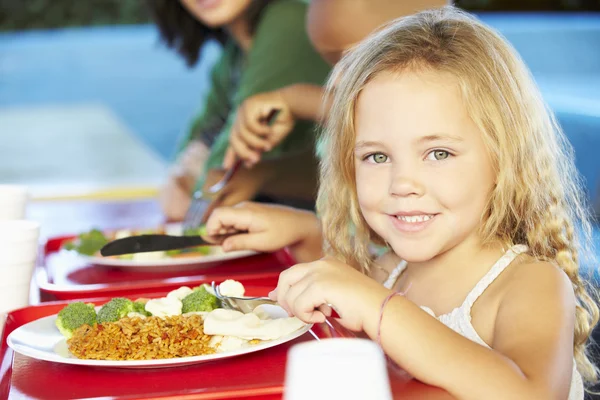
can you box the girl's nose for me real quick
[388,166,424,198]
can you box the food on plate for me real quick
[62,229,109,256]
[132,300,151,316]
[215,279,245,297]
[54,280,307,360]
[204,307,306,341]
[55,302,98,339]
[181,285,221,313]
[68,314,215,360]
[97,298,136,323]
[61,226,213,260]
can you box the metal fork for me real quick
[211,281,340,319]
[211,281,322,341]
[211,281,275,314]
[182,160,242,231]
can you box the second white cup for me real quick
[0,281,31,314]
[0,220,40,313]
[0,185,29,220]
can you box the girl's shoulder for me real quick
[494,256,576,319]
[501,256,573,293]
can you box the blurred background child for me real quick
[147,0,331,220]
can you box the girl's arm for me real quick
[366,262,576,400]
[273,259,577,400]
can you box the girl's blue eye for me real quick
[367,153,388,163]
[427,150,450,161]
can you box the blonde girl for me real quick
[268,6,598,399]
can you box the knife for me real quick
[100,234,215,257]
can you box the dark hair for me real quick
[146,0,274,67]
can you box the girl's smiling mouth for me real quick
[388,212,439,233]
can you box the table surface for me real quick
[12,198,455,400]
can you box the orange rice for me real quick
[67,314,215,360]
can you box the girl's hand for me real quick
[204,202,323,262]
[269,257,391,331]
[223,90,295,169]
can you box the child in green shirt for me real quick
[147,0,330,220]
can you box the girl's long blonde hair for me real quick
[317,6,598,383]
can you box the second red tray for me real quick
[35,235,295,301]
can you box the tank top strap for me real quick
[383,260,408,290]
[461,244,529,310]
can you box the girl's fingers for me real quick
[282,273,314,317]
[317,304,333,318]
[274,263,311,315]
[286,282,327,324]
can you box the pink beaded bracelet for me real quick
[377,292,401,346]
[377,284,411,347]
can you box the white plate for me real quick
[7,306,312,369]
[78,249,257,268]
[65,223,257,268]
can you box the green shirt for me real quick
[179,0,331,189]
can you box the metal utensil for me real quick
[211,281,276,314]
[100,234,215,257]
[212,281,335,342]
[211,281,340,319]
[182,161,242,231]
[182,108,281,230]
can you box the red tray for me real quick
[0,288,353,400]
[0,291,454,399]
[35,236,295,301]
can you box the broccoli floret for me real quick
[55,302,97,338]
[62,228,109,256]
[183,225,207,237]
[132,301,151,316]
[181,285,220,313]
[97,298,135,323]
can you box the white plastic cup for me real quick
[284,338,393,400]
[0,281,31,314]
[0,262,38,285]
[0,220,39,313]
[0,220,40,242]
[0,241,39,264]
[0,185,29,220]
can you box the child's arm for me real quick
[204,202,323,263]
[371,262,575,400]
[281,83,329,122]
[223,84,326,169]
[272,259,576,400]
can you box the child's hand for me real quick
[269,257,391,331]
[159,141,209,221]
[223,90,295,169]
[204,202,322,261]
